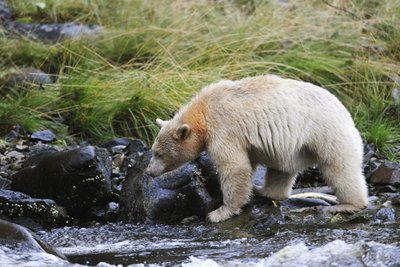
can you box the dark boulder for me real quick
[11,146,112,216]
[119,151,222,224]
[0,189,67,228]
[22,143,60,168]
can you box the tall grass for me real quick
[0,0,399,158]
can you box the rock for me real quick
[7,68,54,86]
[370,162,400,186]
[251,165,267,187]
[363,143,376,164]
[100,138,132,150]
[30,129,56,142]
[126,139,147,156]
[4,22,103,42]
[391,76,400,103]
[3,150,25,172]
[4,124,23,142]
[105,202,119,222]
[23,144,60,168]
[0,219,66,259]
[392,88,400,104]
[1,68,54,99]
[119,151,221,224]
[375,185,398,194]
[0,0,11,22]
[0,176,11,189]
[363,143,380,180]
[391,194,400,206]
[0,189,67,228]
[11,146,112,216]
[374,207,396,223]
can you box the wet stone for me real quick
[0,189,68,228]
[11,146,112,216]
[0,219,66,259]
[119,151,221,224]
[374,207,396,223]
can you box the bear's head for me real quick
[145,118,205,177]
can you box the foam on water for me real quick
[3,222,398,266]
[182,240,400,267]
[2,239,399,267]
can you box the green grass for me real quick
[0,0,399,159]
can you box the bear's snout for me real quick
[145,159,165,177]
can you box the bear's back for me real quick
[196,75,360,171]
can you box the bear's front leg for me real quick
[207,155,253,223]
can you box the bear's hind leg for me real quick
[256,169,297,200]
[208,156,253,223]
[320,163,368,213]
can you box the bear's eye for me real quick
[155,152,163,159]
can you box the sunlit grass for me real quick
[0,0,399,159]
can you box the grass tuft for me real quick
[0,0,399,159]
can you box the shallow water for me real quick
[0,219,386,267]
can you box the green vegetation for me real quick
[0,0,399,159]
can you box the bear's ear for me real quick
[156,118,167,128]
[174,124,191,141]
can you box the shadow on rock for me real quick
[11,146,112,217]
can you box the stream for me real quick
[2,218,399,267]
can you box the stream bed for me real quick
[2,219,399,267]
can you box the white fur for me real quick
[151,75,368,223]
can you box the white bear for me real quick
[145,75,368,222]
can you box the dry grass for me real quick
[0,0,399,158]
